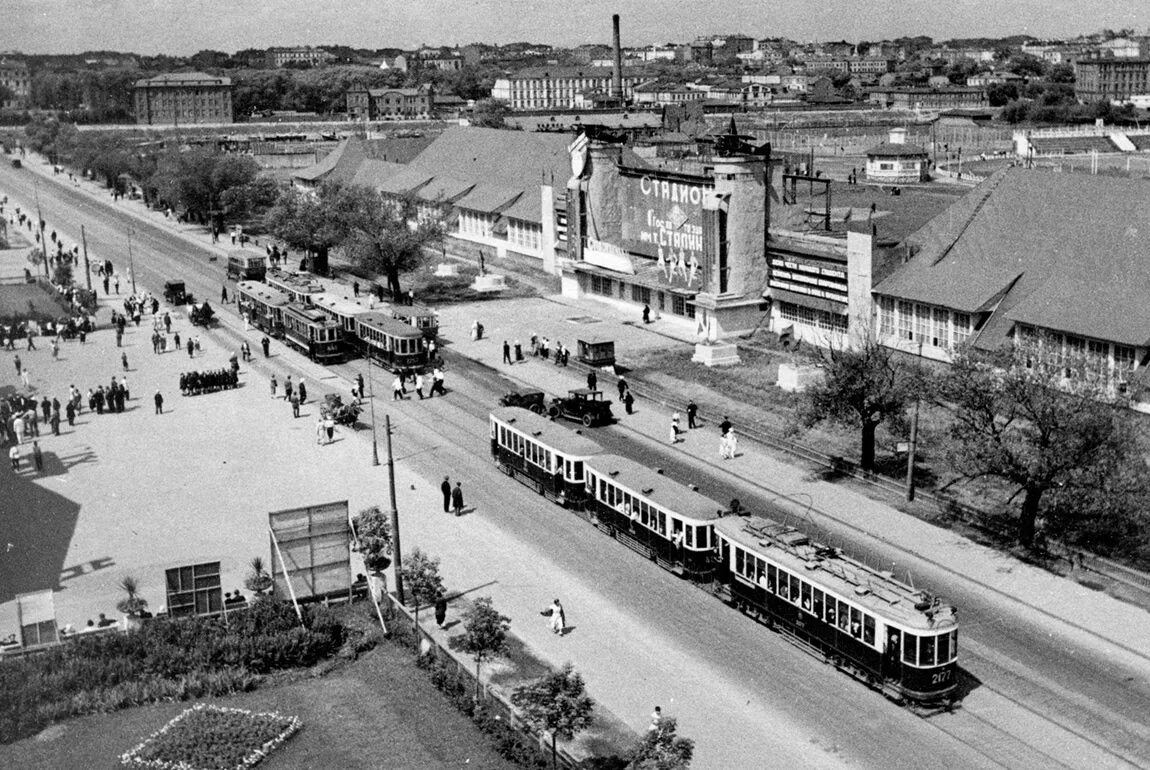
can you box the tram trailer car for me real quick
[265,269,325,306]
[391,302,439,341]
[311,291,377,352]
[236,281,290,338]
[486,408,959,707]
[282,302,344,364]
[713,515,958,704]
[490,407,602,508]
[356,312,428,373]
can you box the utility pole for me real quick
[906,341,923,502]
[34,182,49,280]
[386,415,405,605]
[80,225,92,291]
[126,228,137,294]
[367,356,379,467]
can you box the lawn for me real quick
[0,622,522,770]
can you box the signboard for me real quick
[165,562,222,617]
[17,590,57,647]
[619,167,712,292]
[268,500,351,602]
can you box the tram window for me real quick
[755,557,765,583]
[837,600,849,631]
[657,511,666,535]
[697,525,708,549]
[950,629,958,660]
[863,615,875,645]
[778,571,788,597]
[812,588,823,617]
[825,601,835,625]
[920,634,935,667]
[640,502,650,526]
[800,582,811,611]
[573,460,583,481]
[790,578,801,603]
[685,525,694,547]
[545,450,552,470]
[736,549,745,576]
[903,633,917,665]
[766,564,776,592]
[936,630,949,663]
[850,607,862,638]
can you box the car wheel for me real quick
[548,406,560,418]
[530,404,544,415]
[582,414,594,427]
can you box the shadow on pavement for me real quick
[0,466,82,604]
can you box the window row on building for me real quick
[778,301,849,335]
[1014,324,1136,386]
[875,297,971,350]
[586,274,695,319]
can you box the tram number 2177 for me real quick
[931,670,952,685]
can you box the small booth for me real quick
[577,338,615,368]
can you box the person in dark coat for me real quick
[440,475,452,513]
[434,596,448,627]
[154,391,164,414]
[261,336,270,357]
[65,400,75,426]
[686,400,698,429]
[503,340,511,365]
[587,371,597,392]
[623,389,635,415]
[297,379,307,404]
[617,376,627,400]
[451,482,464,516]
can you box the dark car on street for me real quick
[549,388,613,427]
[499,389,547,414]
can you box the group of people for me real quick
[384,367,446,400]
[179,369,239,396]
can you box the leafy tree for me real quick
[986,82,1019,107]
[1042,447,1150,556]
[150,148,261,224]
[934,350,1132,546]
[511,663,595,769]
[264,185,343,272]
[796,331,912,472]
[51,258,73,288]
[400,547,445,633]
[220,176,281,224]
[326,185,445,299]
[627,717,694,770]
[350,505,393,572]
[470,98,510,129]
[451,596,509,698]
[115,575,148,617]
[1047,64,1076,84]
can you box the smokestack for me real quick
[612,14,623,100]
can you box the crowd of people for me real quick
[179,369,238,396]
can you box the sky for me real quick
[2,0,1149,56]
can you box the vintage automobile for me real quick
[163,280,190,305]
[189,301,215,327]
[498,389,547,414]
[548,388,614,427]
[321,393,362,427]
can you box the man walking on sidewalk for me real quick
[441,475,452,512]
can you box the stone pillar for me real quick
[846,229,874,344]
[586,143,624,244]
[710,155,766,299]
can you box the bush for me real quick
[0,600,345,744]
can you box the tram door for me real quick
[883,628,902,680]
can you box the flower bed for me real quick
[120,703,301,770]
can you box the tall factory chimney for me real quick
[612,14,623,100]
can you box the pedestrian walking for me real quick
[164,313,172,333]
[434,596,448,627]
[114,276,120,294]
[284,375,293,402]
[687,400,698,429]
[642,304,651,324]
[261,336,270,357]
[391,376,403,400]
[617,376,627,400]
[721,429,738,460]
[174,331,181,350]
[49,410,59,436]
[356,373,365,400]
[544,598,566,636]
[121,352,128,371]
[50,339,58,360]
[21,367,30,390]
[194,335,201,353]
[186,338,194,358]
[13,354,20,377]
[451,481,464,516]
[414,372,425,400]
[441,475,452,512]
[587,370,597,391]
[297,379,307,404]
[25,328,36,351]
[290,392,300,418]
[315,415,325,445]
[115,328,123,347]
[221,285,228,303]
[32,441,42,471]
[9,444,20,471]
[154,391,163,414]
[270,375,278,398]
[670,413,682,444]
[623,389,634,415]
[719,415,732,438]
[503,340,511,365]
[65,400,75,426]
[514,339,523,362]
[324,414,335,444]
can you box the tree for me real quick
[400,547,445,636]
[220,176,281,224]
[51,258,73,288]
[796,331,912,472]
[350,505,392,572]
[1042,447,1150,556]
[450,596,509,699]
[511,663,595,769]
[265,185,343,271]
[244,556,274,596]
[934,350,1132,546]
[116,575,148,618]
[470,98,510,128]
[627,717,694,770]
[326,186,445,299]
[150,147,261,224]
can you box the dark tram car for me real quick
[282,302,343,364]
[489,407,602,508]
[391,302,439,341]
[236,281,290,338]
[583,454,721,582]
[713,515,958,705]
[356,312,427,372]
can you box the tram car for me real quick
[391,302,439,341]
[311,291,377,352]
[355,312,428,372]
[485,407,959,707]
[264,268,325,305]
[713,515,958,704]
[226,249,267,282]
[489,407,602,508]
[236,281,290,338]
[282,302,344,364]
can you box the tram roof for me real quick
[265,269,325,293]
[714,514,957,631]
[490,407,603,457]
[586,453,724,523]
[357,312,425,338]
[312,291,378,317]
[392,302,437,318]
[283,302,339,325]
[236,281,290,306]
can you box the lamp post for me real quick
[367,355,380,467]
[905,341,923,502]
[126,227,137,294]
[33,182,49,280]
[386,414,405,605]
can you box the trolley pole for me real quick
[386,414,405,605]
[80,225,92,291]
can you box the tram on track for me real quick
[282,302,343,364]
[236,280,290,337]
[487,406,960,707]
[355,312,429,372]
[264,269,325,305]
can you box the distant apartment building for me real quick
[632,81,706,106]
[346,85,433,120]
[0,58,30,109]
[133,72,233,125]
[1075,58,1150,102]
[491,67,644,110]
[867,86,988,111]
[848,57,894,75]
[935,48,996,65]
[265,47,334,68]
[416,48,465,71]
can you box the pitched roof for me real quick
[292,137,362,182]
[349,159,407,189]
[866,141,929,157]
[874,168,1150,347]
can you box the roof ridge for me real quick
[929,171,1007,267]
